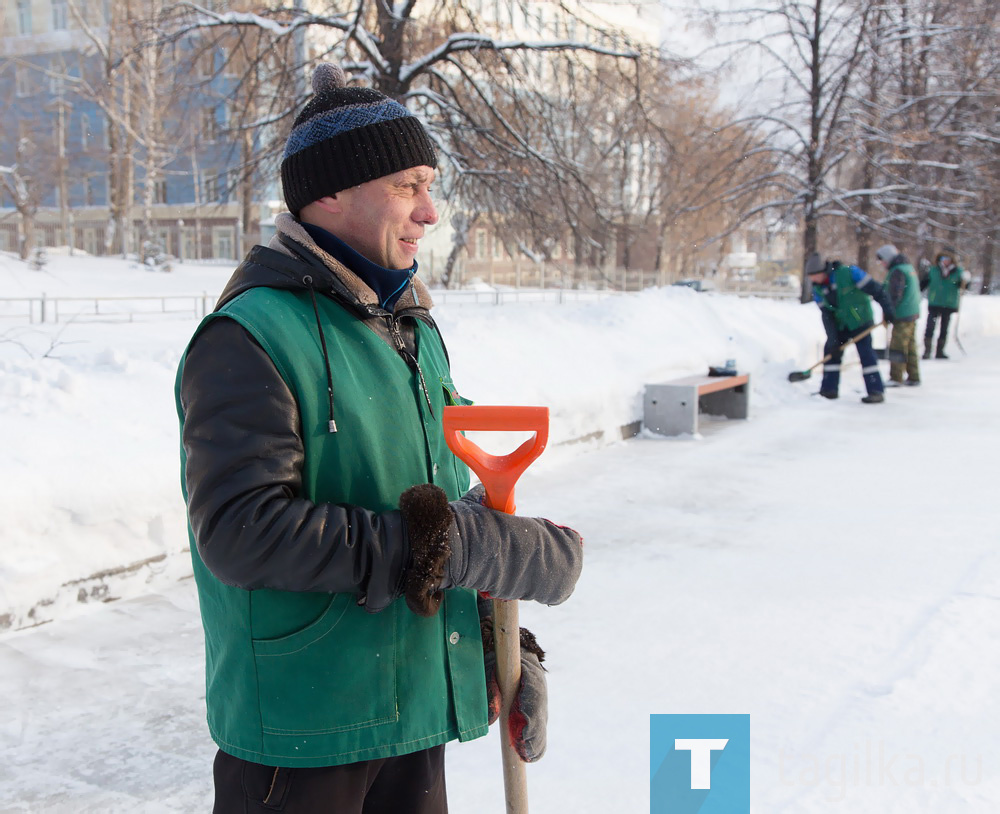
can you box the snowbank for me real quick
[2,251,999,630]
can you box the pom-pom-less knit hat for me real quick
[876,244,899,264]
[280,63,437,216]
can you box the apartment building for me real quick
[0,0,277,260]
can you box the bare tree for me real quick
[0,96,50,260]
[695,0,890,300]
[835,0,998,288]
[146,1,641,282]
[67,0,141,255]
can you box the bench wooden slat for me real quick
[665,374,749,396]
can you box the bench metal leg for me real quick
[643,385,699,436]
[700,384,749,420]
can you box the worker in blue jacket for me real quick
[804,252,895,403]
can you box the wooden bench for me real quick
[643,374,750,436]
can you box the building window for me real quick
[49,73,65,96]
[80,113,90,150]
[154,227,171,255]
[15,66,31,97]
[204,171,226,202]
[17,0,32,34]
[52,0,69,30]
[221,46,238,77]
[201,107,219,141]
[212,226,234,259]
[83,228,98,255]
[181,228,196,261]
[199,50,215,77]
[492,236,504,260]
[475,229,487,259]
[153,179,167,204]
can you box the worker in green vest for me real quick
[175,63,583,813]
[876,244,921,386]
[805,252,895,403]
[921,248,971,359]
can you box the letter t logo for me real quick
[674,738,729,789]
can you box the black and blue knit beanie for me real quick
[280,63,437,216]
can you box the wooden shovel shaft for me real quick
[494,598,527,813]
[799,322,881,376]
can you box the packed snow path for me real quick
[3,340,998,813]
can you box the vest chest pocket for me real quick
[252,594,398,736]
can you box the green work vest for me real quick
[175,286,487,767]
[890,262,921,321]
[820,264,873,331]
[927,265,962,309]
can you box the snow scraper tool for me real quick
[442,404,549,814]
[788,322,881,382]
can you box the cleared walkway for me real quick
[3,339,998,813]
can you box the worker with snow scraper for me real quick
[805,251,895,404]
[176,62,582,813]
[875,243,922,388]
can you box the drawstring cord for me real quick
[304,276,337,433]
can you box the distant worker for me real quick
[805,252,896,404]
[921,248,971,359]
[876,244,921,387]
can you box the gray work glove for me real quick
[481,609,549,762]
[398,483,583,617]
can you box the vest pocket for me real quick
[252,594,398,735]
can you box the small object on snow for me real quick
[708,365,737,377]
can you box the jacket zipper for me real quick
[385,313,435,417]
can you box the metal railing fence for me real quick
[0,285,797,324]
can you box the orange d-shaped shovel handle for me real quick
[441,405,549,514]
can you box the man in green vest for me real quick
[176,63,583,813]
[805,252,895,403]
[876,244,921,387]
[921,248,971,359]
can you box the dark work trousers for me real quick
[820,326,884,397]
[924,305,955,353]
[212,745,447,814]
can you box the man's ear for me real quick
[313,195,341,215]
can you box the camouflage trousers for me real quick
[889,320,921,383]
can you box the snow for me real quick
[2,249,999,811]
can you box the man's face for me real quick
[332,167,438,269]
[808,271,826,285]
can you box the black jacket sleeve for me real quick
[179,317,409,612]
[860,277,895,321]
